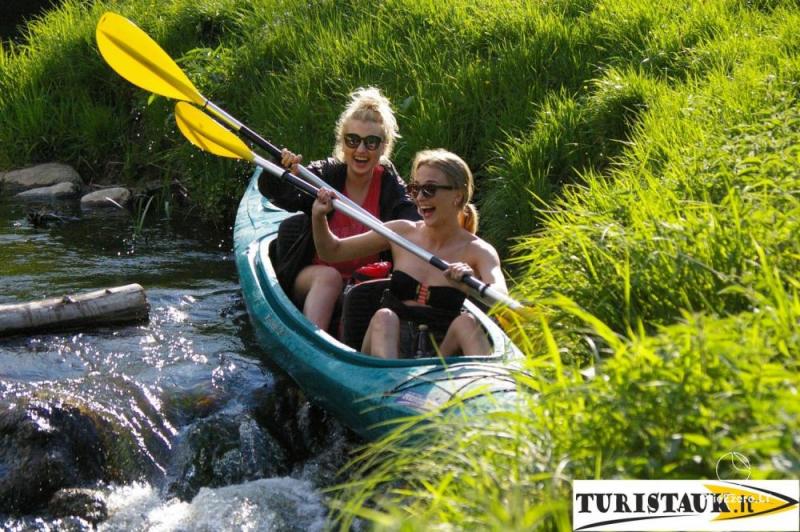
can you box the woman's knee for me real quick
[451,313,479,335]
[314,267,343,291]
[296,266,342,298]
[364,309,400,358]
[371,308,399,328]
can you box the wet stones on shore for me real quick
[79,187,132,208]
[1,162,132,208]
[16,181,81,200]
[1,163,82,195]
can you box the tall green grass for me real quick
[331,284,799,529]
[324,0,800,530]
[0,0,713,225]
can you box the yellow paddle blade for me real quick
[175,102,254,161]
[96,12,204,106]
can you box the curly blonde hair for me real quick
[333,87,399,163]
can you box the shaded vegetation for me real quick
[0,0,60,41]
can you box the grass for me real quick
[0,0,705,228]
[1,0,799,530]
[324,1,800,530]
[328,287,799,530]
[132,194,154,239]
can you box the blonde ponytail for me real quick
[459,203,479,234]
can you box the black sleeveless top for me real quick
[389,270,466,312]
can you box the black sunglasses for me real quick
[406,182,457,199]
[343,133,383,151]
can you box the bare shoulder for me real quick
[467,234,506,289]
[384,219,421,235]
[468,234,501,262]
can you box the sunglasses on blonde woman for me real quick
[343,133,383,150]
[406,182,457,199]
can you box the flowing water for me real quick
[0,196,348,530]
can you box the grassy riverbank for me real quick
[328,1,800,530]
[2,0,798,529]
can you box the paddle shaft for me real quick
[252,155,521,309]
[204,101,383,225]
[96,13,382,224]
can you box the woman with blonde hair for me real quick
[311,149,507,358]
[259,87,419,332]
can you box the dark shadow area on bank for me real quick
[1,0,65,41]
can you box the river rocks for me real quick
[254,375,350,462]
[48,488,108,525]
[0,401,106,514]
[165,412,290,501]
[80,187,131,208]
[1,162,134,211]
[1,163,81,194]
[15,181,81,200]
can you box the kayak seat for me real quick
[340,278,391,350]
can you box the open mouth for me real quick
[418,206,435,218]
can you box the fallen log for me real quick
[0,284,149,337]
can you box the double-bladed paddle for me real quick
[95,12,521,309]
[95,11,378,222]
[174,102,522,310]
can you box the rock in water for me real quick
[79,187,132,208]
[0,401,106,514]
[165,412,289,501]
[0,163,82,194]
[48,488,108,525]
[15,181,80,200]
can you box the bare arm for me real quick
[474,242,508,294]
[443,241,508,294]
[310,188,396,263]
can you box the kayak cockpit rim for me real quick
[249,233,518,368]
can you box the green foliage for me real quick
[514,83,800,339]
[330,286,799,530]
[0,0,696,224]
[324,1,800,530]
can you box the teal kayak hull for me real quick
[234,169,524,439]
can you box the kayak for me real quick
[234,169,524,439]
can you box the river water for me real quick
[0,195,349,530]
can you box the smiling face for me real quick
[411,164,463,224]
[342,119,386,182]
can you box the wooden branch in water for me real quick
[0,284,149,336]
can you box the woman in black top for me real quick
[259,87,418,332]
[310,149,508,358]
